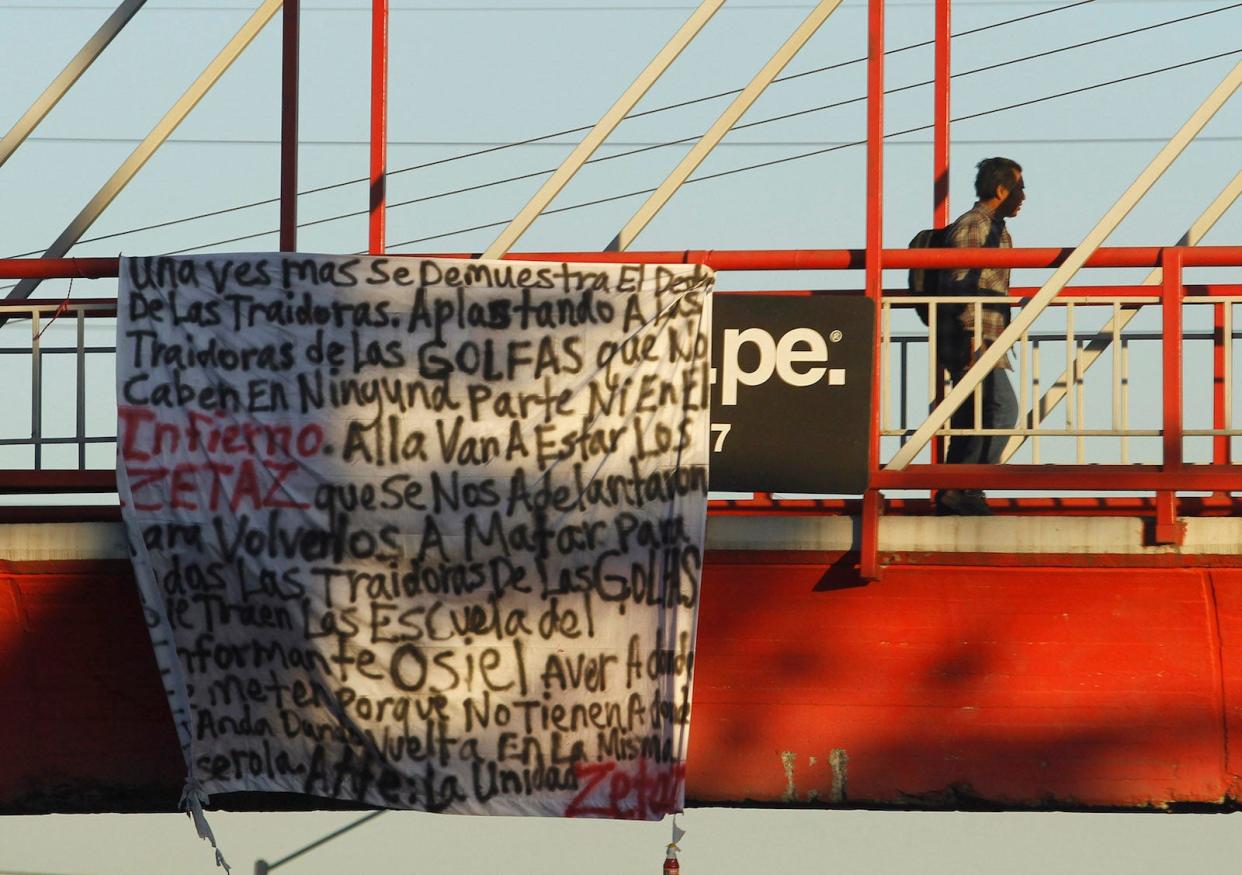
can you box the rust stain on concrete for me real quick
[780,751,797,802]
[778,749,848,804]
[829,748,849,803]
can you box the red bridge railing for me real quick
[3,247,1241,544]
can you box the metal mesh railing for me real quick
[0,299,118,477]
[881,293,1242,468]
[2,248,1241,508]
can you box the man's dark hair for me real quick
[974,157,1022,200]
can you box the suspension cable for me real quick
[4,0,1100,258]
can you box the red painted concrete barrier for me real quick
[690,558,1238,809]
[2,556,1240,813]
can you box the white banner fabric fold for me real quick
[116,254,712,818]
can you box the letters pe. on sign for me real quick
[116,253,713,823]
[708,294,874,495]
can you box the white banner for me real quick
[117,254,712,820]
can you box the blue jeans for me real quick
[946,368,1018,466]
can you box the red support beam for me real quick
[11,460,1242,503]
[933,0,950,228]
[861,0,885,580]
[0,258,117,279]
[369,0,388,255]
[929,0,950,467]
[11,495,1242,523]
[1162,248,1185,472]
[9,462,1242,501]
[871,464,1242,491]
[708,494,1242,517]
[0,470,116,493]
[5,282,1242,308]
[279,0,299,252]
[0,298,116,315]
[5,247,1242,280]
[865,1,884,289]
[708,285,1242,299]
[1156,247,1185,544]
[435,246,1242,270]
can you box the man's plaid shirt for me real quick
[939,201,1013,372]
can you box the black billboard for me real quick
[708,294,874,495]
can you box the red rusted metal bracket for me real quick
[1154,247,1187,545]
[6,247,1242,281]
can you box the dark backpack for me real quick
[906,226,950,325]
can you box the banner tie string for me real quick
[33,276,74,342]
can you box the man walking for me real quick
[935,157,1025,516]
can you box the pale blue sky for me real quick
[2,1,1242,872]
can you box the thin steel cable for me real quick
[381,48,1242,248]
[159,45,1241,254]
[5,131,1241,294]
[351,0,1242,214]
[165,6,1242,249]
[4,0,1096,258]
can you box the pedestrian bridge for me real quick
[4,244,1242,813]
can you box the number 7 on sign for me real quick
[710,423,731,452]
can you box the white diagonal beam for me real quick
[887,56,1242,470]
[7,0,283,301]
[0,0,148,170]
[606,0,844,252]
[999,167,1242,462]
[483,0,725,259]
